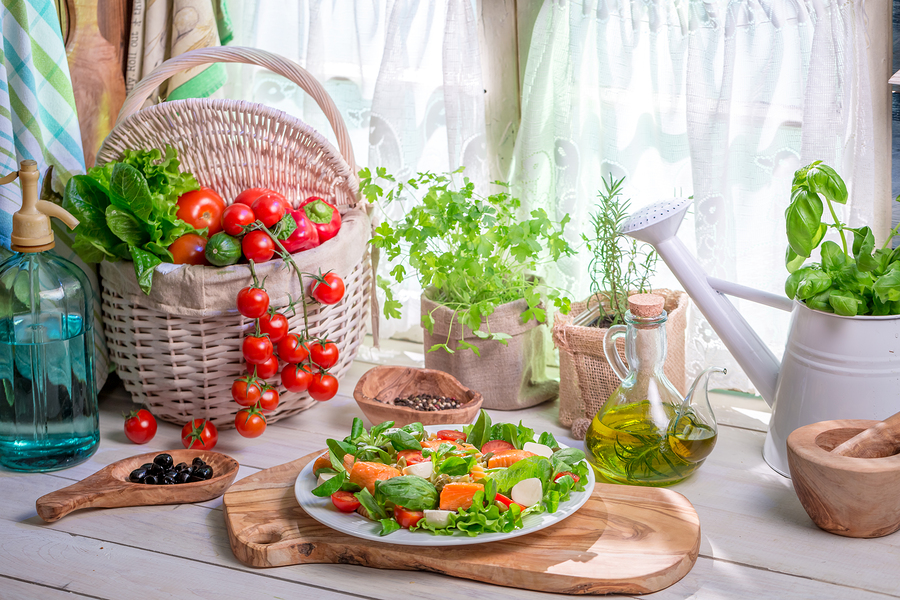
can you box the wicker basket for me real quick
[95,47,373,428]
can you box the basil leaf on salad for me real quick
[550,447,586,469]
[538,431,559,449]
[437,455,476,477]
[379,518,401,536]
[370,420,394,438]
[384,428,422,452]
[327,438,355,464]
[401,422,426,440]
[374,476,438,511]
[354,488,388,520]
[466,409,491,450]
[348,417,365,442]
[311,471,345,497]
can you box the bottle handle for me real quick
[603,325,629,381]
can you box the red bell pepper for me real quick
[282,208,320,253]
[494,493,524,512]
[300,196,341,243]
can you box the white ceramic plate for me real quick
[294,425,594,546]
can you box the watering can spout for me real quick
[622,199,787,406]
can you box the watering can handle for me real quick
[603,325,629,381]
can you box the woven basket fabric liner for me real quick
[99,209,368,318]
[553,289,688,430]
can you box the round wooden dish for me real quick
[35,449,239,522]
[353,366,483,427]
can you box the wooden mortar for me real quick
[831,410,900,458]
[787,419,900,538]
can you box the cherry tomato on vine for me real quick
[235,406,267,438]
[242,335,274,365]
[176,187,226,235]
[276,333,309,364]
[309,272,345,305]
[182,419,217,450]
[259,312,288,344]
[282,363,314,393]
[249,355,279,380]
[221,203,256,236]
[123,408,157,444]
[234,188,290,213]
[232,378,263,407]
[168,233,208,265]
[236,286,269,319]
[331,491,361,513]
[259,387,280,413]
[309,371,339,401]
[309,341,339,369]
[242,230,275,262]
[251,194,287,228]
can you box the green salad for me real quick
[310,410,590,536]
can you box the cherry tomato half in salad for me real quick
[309,340,339,369]
[436,430,467,442]
[249,355,279,380]
[221,203,256,236]
[242,230,275,262]
[309,272,344,305]
[259,387,279,413]
[553,471,580,484]
[176,187,226,235]
[277,334,309,364]
[282,363,314,393]
[259,312,288,344]
[481,439,515,454]
[242,335,274,365]
[236,286,269,319]
[308,372,338,402]
[398,450,428,465]
[235,406,267,438]
[232,378,263,407]
[123,408,157,444]
[331,491,361,513]
[169,233,208,265]
[182,419,217,450]
[393,506,424,529]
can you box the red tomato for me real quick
[176,187,226,235]
[282,363,314,393]
[481,439,515,454]
[251,194,287,228]
[242,335,274,365]
[276,333,309,364]
[309,272,345,305]
[331,491,361,513]
[259,312,288,344]
[235,406,267,438]
[221,203,255,236]
[234,188,290,212]
[236,287,269,319]
[436,430,467,442]
[182,419,217,450]
[242,230,275,262]
[299,196,341,243]
[168,233,208,265]
[249,355,279,380]
[553,471,580,484]
[394,506,424,529]
[123,408,157,444]
[494,493,524,511]
[232,378,263,407]
[259,387,279,413]
[398,450,428,465]
[309,372,338,401]
[309,341,339,369]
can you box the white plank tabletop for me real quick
[2,340,898,600]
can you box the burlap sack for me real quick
[552,289,688,438]
[421,291,557,410]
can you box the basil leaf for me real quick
[384,428,422,452]
[483,477,498,506]
[873,268,900,303]
[784,187,824,258]
[354,487,388,520]
[538,431,559,449]
[795,269,831,300]
[806,162,848,204]
[466,409,491,450]
[516,422,535,449]
[379,518,401,536]
[326,438,355,462]
[852,227,878,272]
[805,289,834,313]
[374,475,438,511]
[130,246,161,295]
[502,423,518,447]
[401,422,426,440]
[819,241,846,272]
[370,420,394,438]
[437,455,475,477]
[785,245,806,273]
[311,472,345,497]
[349,417,365,441]
[550,448,586,470]
[829,289,865,316]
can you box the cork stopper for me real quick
[628,293,665,318]
[4,161,79,253]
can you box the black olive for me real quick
[176,471,191,484]
[187,474,204,483]
[184,466,196,475]
[129,467,148,483]
[148,463,163,475]
[174,462,188,472]
[195,465,214,480]
[144,475,158,485]
[154,453,173,470]
[192,457,205,468]
[140,463,154,470]
[162,474,176,485]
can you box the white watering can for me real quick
[623,198,900,477]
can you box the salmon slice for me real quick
[439,482,484,511]
[487,449,536,469]
[348,461,402,494]
[312,452,355,475]
[422,439,461,451]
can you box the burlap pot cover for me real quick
[552,289,688,438]
[421,292,557,410]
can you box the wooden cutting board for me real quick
[223,451,701,595]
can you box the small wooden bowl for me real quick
[787,419,900,538]
[36,449,239,522]
[353,366,483,427]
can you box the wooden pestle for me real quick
[831,411,900,458]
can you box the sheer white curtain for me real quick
[511,0,874,393]
[222,0,487,339]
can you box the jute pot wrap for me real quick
[421,293,557,410]
[553,289,688,438]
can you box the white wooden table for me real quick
[2,344,898,599]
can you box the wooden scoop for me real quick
[831,411,900,458]
[36,449,239,522]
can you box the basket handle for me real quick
[116,46,357,175]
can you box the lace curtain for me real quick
[511,0,875,393]
[222,0,486,339]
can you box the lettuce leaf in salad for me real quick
[412,490,525,536]
[374,475,438,511]
[488,455,553,494]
